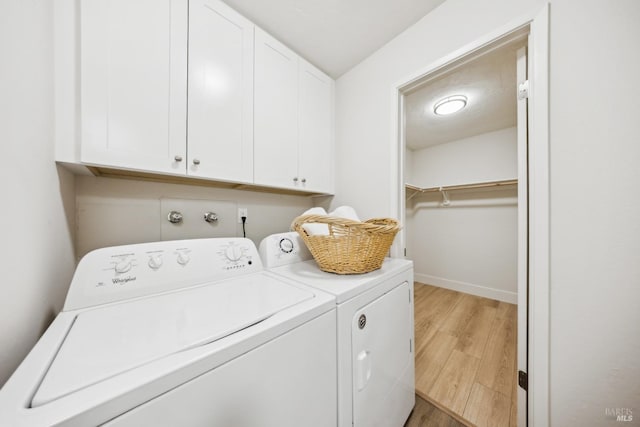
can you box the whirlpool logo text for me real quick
[112,276,137,285]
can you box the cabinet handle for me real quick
[293,177,298,182]
[301,178,306,183]
[174,155,183,162]
[193,158,201,165]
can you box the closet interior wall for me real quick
[406,127,518,303]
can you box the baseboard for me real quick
[414,273,517,304]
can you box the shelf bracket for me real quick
[439,187,451,207]
[406,188,421,201]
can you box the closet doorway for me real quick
[399,30,530,427]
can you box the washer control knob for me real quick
[148,255,163,270]
[279,238,294,253]
[114,260,132,274]
[225,245,243,262]
[177,252,190,266]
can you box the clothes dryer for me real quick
[260,232,415,427]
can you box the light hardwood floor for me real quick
[404,394,466,427]
[414,283,517,427]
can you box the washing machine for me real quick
[0,238,337,427]
[259,232,415,427]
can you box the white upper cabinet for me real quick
[187,0,254,183]
[80,0,188,174]
[254,28,334,192]
[298,59,334,193]
[254,28,299,189]
[66,0,333,193]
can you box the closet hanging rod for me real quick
[406,178,518,194]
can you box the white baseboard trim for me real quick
[414,273,517,304]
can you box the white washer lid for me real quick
[32,274,313,407]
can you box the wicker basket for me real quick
[291,214,400,274]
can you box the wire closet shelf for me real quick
[405,179,517,201]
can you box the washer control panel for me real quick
[258,232,313,268]
[218,240,256,271]
[64,238,262,311]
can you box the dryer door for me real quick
[352,281,413,427]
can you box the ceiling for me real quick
[222,0,446,78]
[404,43,524,150]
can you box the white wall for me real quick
[407,128,517,302]
[332,0,543,218]
[75,176,314,259]
[0,1,76,386]
[549,1,640,425]
[409,127,517,188]
[334,0,640,425]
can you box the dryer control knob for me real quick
[279,238,294,253]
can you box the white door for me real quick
[352,282,413,427]
[81,0,188,175]
[187,0,254,183]
[516,45,529,427]
[298,59,334,193]
[254,28,299,189]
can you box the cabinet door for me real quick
[188,0,254,183]
[298,60,334,193]
[254,28,299,189]
[81,0,188,174]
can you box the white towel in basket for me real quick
[300,207,330,236]
[329,206,360,222]
[299,206,361,236]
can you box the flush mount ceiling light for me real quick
[433,95,468,115]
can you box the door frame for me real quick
[389,4,550,426]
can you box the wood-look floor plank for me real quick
[414,284,454,318]
[495,300,515,320]
[413,283,517,427]
[476,295,500,308]
[428,349,481,415]
[475,303,517,397]
[414,282,438,302]
[414,286,464,330]
[463,383,511,427]
[509,372,518,427]
[413,284,439,316]
[404,394,468,427]
[455,305,498,359]
[415,330,459,393]
[439,293,483,338]
[510,333,519,427]
[414,320,439,357]
[414,284,442,349]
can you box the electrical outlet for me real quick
[237,208,248,223]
